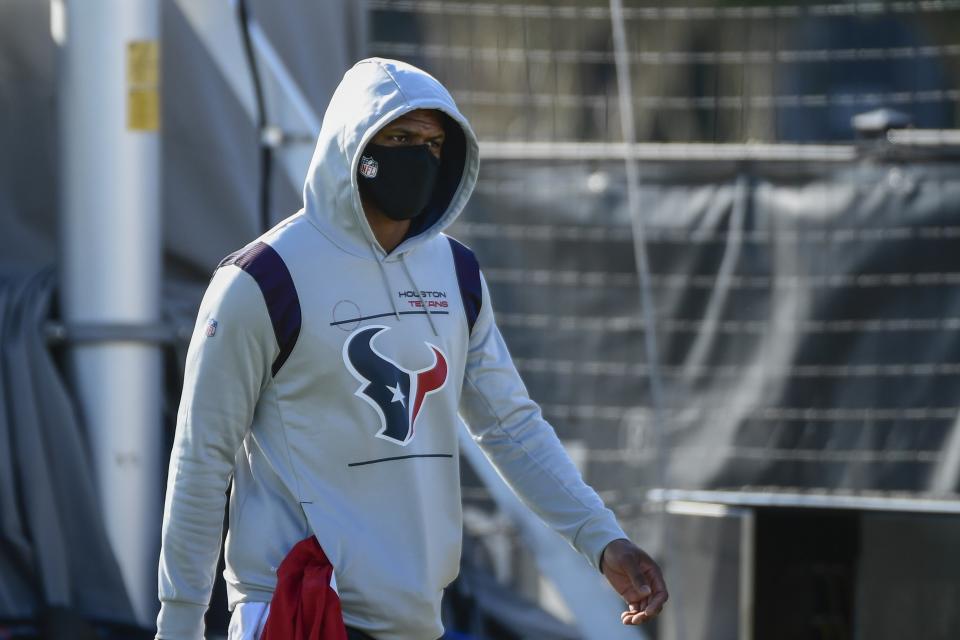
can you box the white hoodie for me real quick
[156,58,626,640]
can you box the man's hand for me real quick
[600,538,668,625]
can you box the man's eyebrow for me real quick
[381,123,446,138]
[382,125,416,135]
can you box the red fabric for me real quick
[260,537,348,640]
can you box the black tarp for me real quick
[450,152,960,510]
[0,271,134,626]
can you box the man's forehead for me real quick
[383,109,445,131]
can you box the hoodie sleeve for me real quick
[156,266,277,640]
[459,272,627,570]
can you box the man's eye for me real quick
[390,134,408,143]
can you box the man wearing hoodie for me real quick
[157,58,667,640]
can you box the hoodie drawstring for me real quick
[369,242,439,337]
[400,254,439,337]
[371,242,402,321]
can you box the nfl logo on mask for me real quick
[359,155,379,179]
[205,318,218,337]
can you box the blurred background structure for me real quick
[2,0,960,638]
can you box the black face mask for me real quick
[357,143,440,221]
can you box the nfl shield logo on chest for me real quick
[359,155,378,178]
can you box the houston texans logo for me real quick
[342,325,448,446]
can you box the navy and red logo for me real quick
[342,325,448,446]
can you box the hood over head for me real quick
[302,58,480,260]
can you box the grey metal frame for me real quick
[648,488,960,514]
[664,500,755,640]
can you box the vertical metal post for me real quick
[739,508,756,640]
[608,1,684,636]
[58,0,161,625]
[662,500,755,640]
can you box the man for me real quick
[157,58,667,640]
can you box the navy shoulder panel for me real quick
[447,237,482,334]
[219,242,302,376]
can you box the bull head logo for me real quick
[342,325,448,446]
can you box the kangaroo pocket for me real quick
[298,465,463,639]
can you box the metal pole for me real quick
[176,0,318,194]
[608,1,686,638]
[58,0,162,625]
[739,508,755,640]
[478,140,858,162]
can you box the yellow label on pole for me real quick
[127,40,160,131]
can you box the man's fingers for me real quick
[601,539,669,625]
[627,566,651,599]
[642,558,669,596]
[622,561,667,625]
[643,589,669,617]
[636,555,669,613]
[621,599,665,626]
[621,609,653,625]
[619,583,651,604]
